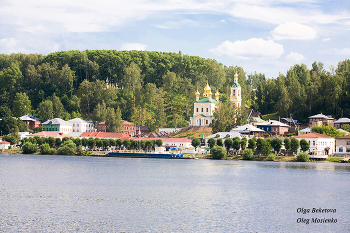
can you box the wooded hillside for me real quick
[0,50,349,135]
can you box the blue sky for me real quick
[0,0,349,78]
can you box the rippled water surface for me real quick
[1,154,349,232]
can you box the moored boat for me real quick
[309,149,328,159]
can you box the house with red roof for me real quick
[0,141,11,150]
[79,132,131,139]
[295,132,335,155]
[27,131,71,139]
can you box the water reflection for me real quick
[255,161,350,172]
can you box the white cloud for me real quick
[320,48,350,56]
[0,37,17,47]
[209,38,284,59]
[322,38,330,42]
[271,22,317,40]
[1,0,347,35]
[286,52,305,61]
[220,19,225,23]
[153,19,198,29]
[228,3,347,26]
[121,43,147,51]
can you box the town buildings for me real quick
[295,132,335,155]
[79,132,130,139]
[256,120,289,135]
[68,118,94,133]
[97,120,136,136]
[122,120,136,136]
[333,118,350,129]
[335,135,350,154]
[42,118,72,134]
[20,115,41,130]
[308,113,335,127]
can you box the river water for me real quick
[0,154,349,232]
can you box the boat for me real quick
[105,151,183,158]
[309,149,328,159]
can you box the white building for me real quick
[190,84,220,127]
[42,118,72,134]
[0,141,11,150]
[68,118,94,133]
[294,132,335,155]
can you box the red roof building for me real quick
[96,120,136,136]
[294,132,335,154]
[27,131,71,138]
[79,132,131,139]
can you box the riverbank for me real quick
[1,149,348,163]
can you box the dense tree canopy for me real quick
[0,50,349,135]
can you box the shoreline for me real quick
[1,150,348,163]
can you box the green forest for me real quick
[0,50,349,135]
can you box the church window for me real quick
[206,108,208,112]
[233,90,235,96]
[201,108,203,112]
[196,108,198,112]
[206,120,208,124]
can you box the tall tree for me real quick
[211,101,237,133]
[13,92,32,117]
[162,71,178,112]
[51,94,65,118]
[123,62,143,106]
[37,99,54,121]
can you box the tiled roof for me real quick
[336,134,350,139]
[124,137,192,143]
[0,141,10,144]
[27,131,71,138]
[295,132,334,138]
[79,132,130,138]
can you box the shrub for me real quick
[211,146,226,159]
[57,139,76,155]
[297,152,309,162]
[266,154,276,161]
[48,148,56,155]
[40,143,50,154]
[57,146,75,155]
[75,145,83,155]
[22,142,38,154]
[242,149,253,160]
